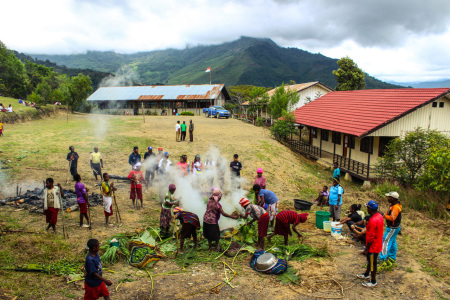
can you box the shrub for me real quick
[255,117,264,127]
[180,111,194,116]
[270,110,296,140]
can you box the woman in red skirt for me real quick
[43,178,64,233]
[239,198,270,250]
[267,210,308,245]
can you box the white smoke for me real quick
[146,146,248,229]
[100,66,140,87]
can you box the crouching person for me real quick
[84,239,112,300]
[267,210,308,246]
[173,207,200,254]
[239,197,270,250]
[43,178,64,233]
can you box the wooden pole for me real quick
[142,101,145,123]
[367,137,372,178]
[319,130,323,158]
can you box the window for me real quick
[321,129,329,141]
[332,132,341,145]
[311,127,318,138]
[439,102,444,108]
[348,136,355,149]
[360,137,374,154]
[432,102,438,107]
[379,136,395,157]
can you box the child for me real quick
[127,162,146,209]
[74,174,91,228]
[84,239,112,300]
[191,154,202,176]
[267,210,308,246]
[0,121,3,136]
[161,184,179,238]
[203,188,238,251]
[254,168,266,189]
[239,198,270,250]
[173,207,200,254]
[43,178,64,233]
[229,154,242,189]
[102,173,116,227]
[314,186,329,206]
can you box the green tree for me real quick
[68,73,93,112]
[418,141,450,195]
[332,56,365,91]
[0,41,30,98]
[270,110,296,140]
[268,84,300,119]
[247,86,269,119]
[375,128,448,184]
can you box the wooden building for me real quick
[288,88,450,181]
[87,84,231,115]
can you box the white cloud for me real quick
[1,0,450,81]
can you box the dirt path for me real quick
[0,114,449,299]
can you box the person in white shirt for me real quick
[158,152,172,175]
[175,121,181,142]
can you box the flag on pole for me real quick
[205,67,211,73]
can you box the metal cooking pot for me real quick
[255,253,278,272]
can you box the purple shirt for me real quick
[203,199,222,224]
[75,182,86,203]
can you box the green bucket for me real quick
[315,211,331,229]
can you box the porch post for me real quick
[333,137,336,163]
[319,129,322,158]
[299,126,302,142]
[367,137,372,178]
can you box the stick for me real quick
[87,192,92,230]
[59,193,67,239]
[173,218,179,255]
[66,160,72,184]
[113,190,122,223]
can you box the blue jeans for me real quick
[379,226,401,261]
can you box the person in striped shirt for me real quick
[267,210,308,245]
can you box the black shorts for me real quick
[366,252,378,273]
[203,223,220,241]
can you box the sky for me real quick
[1,0,450,83]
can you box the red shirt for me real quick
[365,212,384,253]
[127,170,143,189]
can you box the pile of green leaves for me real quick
[238,223,258,244]
[100,233,131,264]
[276,266,301,285]
[270,244,329,261]
[2,259,84,276]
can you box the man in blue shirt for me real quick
[329,178,343,221]
[129,146,141,169]
[333,162,340,180]
[254,184,279,227]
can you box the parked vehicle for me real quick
[203,106,230,119]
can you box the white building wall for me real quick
[290,85,332,111]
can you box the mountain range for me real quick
[389,79,450,88]
[29,37,402,89]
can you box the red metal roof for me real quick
[293,88,450,138]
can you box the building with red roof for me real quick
[289,88,450,180]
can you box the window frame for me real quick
[332,132,341,145]
[360,136,374,154]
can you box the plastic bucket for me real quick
[315,211,331,229]
[323,221,332,232]
[331,222,343,236]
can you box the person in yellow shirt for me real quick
[102,173,116,227]
[90,147,103,181]
[0,122,3,136]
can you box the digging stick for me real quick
[87,192,92,230]
[112,190,122,223]
[59,191,67,239]
[66,160,72,184]
[173,218,179,255]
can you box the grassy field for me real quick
[0,114,449,299]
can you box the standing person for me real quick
[128,162,146,209]
[333,162,340,180]
[239,198,270,250]
[84,239,112,300]
[0,121,3,136]
[90,147,103,181]
[144,146,156,187]
[329,178,343,222]
[43,178,64,233]
[160,184,179,238]
[180,121,187,141]
[101,173,116,227]
[173,207,200,254]
[254,168,266,189]
[175,120,181,142]
[176,155,189,176]
[67,146,79,180]
[230,154,242,189]
[128,146,141,169]
[203,188,238,251]
[254,184,279,227]
[357,200,384,288]
[74,174,91,228]
[191,154,202,176]
[156,148,164,175]
[158,152,172,176]
[267,210,308,246]
[314,186,330,206]
[379,192,402,263]
[188,119,194,143]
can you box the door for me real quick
[343,135,349,157]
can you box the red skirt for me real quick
[258,213,270,237]
[78,202,88,214]
[274,218,291,237]
[45,208,59,226]
[104,206,113,217]
[84,282,109,300]
[130,187,143,200]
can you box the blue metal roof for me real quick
[87,84,227,101]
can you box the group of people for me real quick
[0,103,13,112]
[175,119,194,142]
